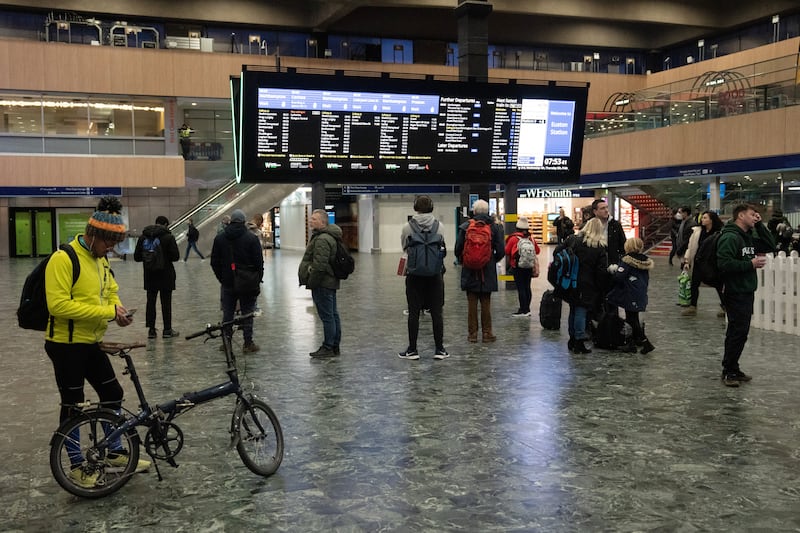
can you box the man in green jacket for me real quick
[717,203,768,387]
[298,209,342,358]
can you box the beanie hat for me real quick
[516,216,529,230]
[230,209,246,223]
[85,196,127,242]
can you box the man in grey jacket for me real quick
[398,195,448,360]
[298,209,343,358]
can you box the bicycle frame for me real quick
[82,314,260,466]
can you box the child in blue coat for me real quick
[607,237,655,354]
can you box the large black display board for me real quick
[238,68,588,183]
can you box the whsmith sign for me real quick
[519,188,592,198]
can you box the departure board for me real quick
[238,69,588,183]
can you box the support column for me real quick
[709,177,721,212]
[456,1,493,226]
[503,183,518,289]
[311,181,325,211]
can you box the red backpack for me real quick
[461,219,493,270]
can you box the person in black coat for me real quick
[134,215,181,338]
[454,199,505,343]
[556,216,608,354]
[607,237,655,354]
[211,209,264,353]
[591,199,626,265]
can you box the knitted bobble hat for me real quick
[86,195,127,242]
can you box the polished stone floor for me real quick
[1,247,799,532]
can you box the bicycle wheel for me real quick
[49,408,140,498]
[233,397,283,476]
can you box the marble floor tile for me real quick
[0,249,798,532]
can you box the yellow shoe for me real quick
[68,466,99,489]
[106,452,151,473]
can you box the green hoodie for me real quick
[716,220,756,293]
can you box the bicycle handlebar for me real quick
[184,313,256,340]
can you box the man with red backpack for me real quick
[455,199,505,343]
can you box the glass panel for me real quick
[43,98,89,136]
[0,97,42,134]
[89,103,132,136]
[133,100,164,137]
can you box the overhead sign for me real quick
[0,187,123,197]
[342,185,459,195]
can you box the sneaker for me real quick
[721,373,741,387]
[68,466,99,488]
[106,452,151,473]
[310,346,336,358]
[482,333,497,343]
[433,349,450,360]
[403,309,410,315]
[734,370,752,382]
[147,328,157,339]
[332,345,341,355]
[398,348,420,360]
[242,342,260,353]
[162,329,180,338]
[681,306,697,316]
[511,311,531,317]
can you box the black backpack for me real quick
[692,232,722,288]
[591,311,632,350]
[17,244,80,338]
[330,237,355,280]
[405,219,444,277]
[141,236,166,271]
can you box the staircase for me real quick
[620,192,674,254]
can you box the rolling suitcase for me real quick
[539,290,562,330]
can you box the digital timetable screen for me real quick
[238,69,588,183]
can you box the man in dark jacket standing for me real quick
[211,209,263,353]
[298,209,343,358]
[591,199,626,265]
[455,199,505,343]
[134,216,181,339]
[717,203,767,387]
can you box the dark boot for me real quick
[621,338,638,353]
[567,338,575,353]
[640,338,655,354]
[573,339,592,354]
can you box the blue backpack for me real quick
[547,241,579,293]
[405,219,444,277]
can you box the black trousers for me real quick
[146,288,173,330]
[512,267,533,313]
[721,291,754,374]
[45,341,124,423]
[406,274,444,350]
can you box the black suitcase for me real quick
[539,290,562,330]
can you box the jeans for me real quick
[512,267,533,313]
[406,274,445,350]
[184,241,204,260]
[311,287,341,349]
[220,285,257,344]
[567,304,589,340]
[721,291,754,374]
[145,288,173,330]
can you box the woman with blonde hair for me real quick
[555,216,608,354]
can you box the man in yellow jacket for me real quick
[44,196,148,488]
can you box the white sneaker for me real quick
[433,349,450,360]
[511,311,531,317]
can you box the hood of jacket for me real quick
[313,223,343,240]
[721,219,752,240]
[223,221,249,240]
[411,212,438,231]
[621,252,653,270]
[142,224,170,239]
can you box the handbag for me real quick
[233,264,261,296]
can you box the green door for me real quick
[11,208,56,257]
[36,211,54,256]
[14,211,33,256]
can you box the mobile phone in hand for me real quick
[125,308,137,319]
